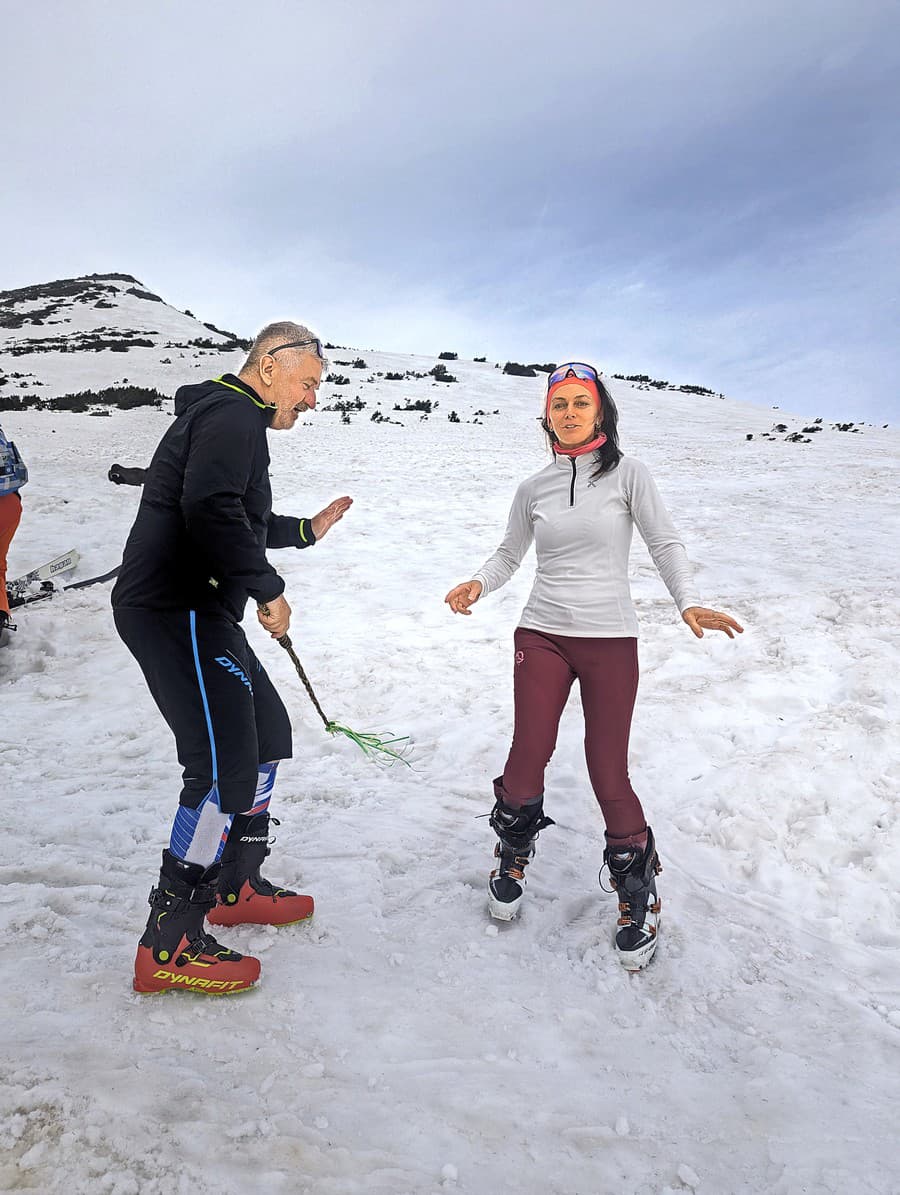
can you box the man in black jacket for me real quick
[113,321,352,996]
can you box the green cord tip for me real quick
[326,721,412,766]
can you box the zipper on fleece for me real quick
[569,457,577,507]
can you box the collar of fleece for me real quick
[552,433,607,457]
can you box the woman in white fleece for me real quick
[445,362,742,969]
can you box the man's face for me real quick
[259,350,323,430]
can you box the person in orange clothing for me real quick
[0,424,28,632]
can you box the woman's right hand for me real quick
[444,580,483,616]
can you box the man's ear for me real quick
[258,354,275,389]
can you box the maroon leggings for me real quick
[500,628,647,845]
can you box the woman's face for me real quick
[548,383,600,448]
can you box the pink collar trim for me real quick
[553,433,607,458]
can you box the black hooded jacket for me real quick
[111,375,315,622]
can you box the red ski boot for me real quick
[134,851,261,995]
[207,812,314,928]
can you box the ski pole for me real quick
[260,607,410,766]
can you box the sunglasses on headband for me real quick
[547,362,600,388]
[267,338,324,360]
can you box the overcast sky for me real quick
[3,0,899,421]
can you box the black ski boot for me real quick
[601,827,662,970]
[207,812,314,928]
[134,850,260,995]
[488,781,554,921]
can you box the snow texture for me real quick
[2,281,899,1195]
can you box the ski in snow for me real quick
[8,564,120,610]
[6,549,81,600]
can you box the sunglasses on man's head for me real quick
[548,362,600,388]
[267,338,324,360]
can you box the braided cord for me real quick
[270,625,410,766]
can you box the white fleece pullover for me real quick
[473,453,701,638]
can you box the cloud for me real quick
[2,0,899,421]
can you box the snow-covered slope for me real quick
[1,279,899,1195]
[0,273,247,401]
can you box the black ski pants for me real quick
[114,608,292,812]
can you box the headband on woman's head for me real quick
[546,364,602,420]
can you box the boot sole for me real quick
[487,891,523,921]
[133,979,259,996]
[615,916,661,971]
[206,910,314,928]
[616,939,658,971]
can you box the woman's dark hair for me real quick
[541,373,623,479]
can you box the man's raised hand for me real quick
[311,496,353,540]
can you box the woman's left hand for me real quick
[682,606,744,640]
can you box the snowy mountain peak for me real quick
[0,273,250,403]
[0,272,247,347]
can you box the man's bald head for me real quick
[240,321,327,373]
